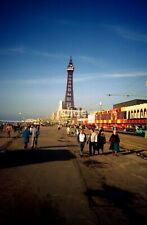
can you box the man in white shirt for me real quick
[87,128,97,156]
[77,129,87,157]
[30,125,39,149]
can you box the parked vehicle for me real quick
[136,128,146,137]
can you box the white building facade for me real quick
[126,103,147,119]
[56,101,88,124]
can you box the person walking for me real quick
[75,125,80,136]
[30,125,40,149]
[96,130,106,154]
[109,130,120,156]
[5,123,13,138]
[87,128,97,156]
[77,129,87,157]
[66,126,70,136]
[22,126,30,149]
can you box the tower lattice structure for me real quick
[64,57,74,109]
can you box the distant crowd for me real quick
[0,123,23,137]
[0,123,40,150]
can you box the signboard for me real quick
[88,114,95,124]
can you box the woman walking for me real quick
[22,126,30,149]
[96,130,106,154]
[109,130,120,156]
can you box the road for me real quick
[0,126,146,225]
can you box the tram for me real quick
[87,100,147,133]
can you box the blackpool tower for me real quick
[64,57,75,109]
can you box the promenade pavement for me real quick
[0,126,146,225]
[0,131,19,150]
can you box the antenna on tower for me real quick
[69,56,72,64]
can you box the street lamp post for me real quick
[18,112,22,122]
[99,101,102,128]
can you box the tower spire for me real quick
[69,56,72,64]
[64,57,74,109]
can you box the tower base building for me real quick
[57,100,87,125]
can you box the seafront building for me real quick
[56,100,87,125]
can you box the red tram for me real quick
[95,108,147,131]
[87,100,147,131]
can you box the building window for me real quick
[128,111,130,119]
[140,109,143,118]
[144,108,147,118]
[137,110,139,118]
[131,110,133,119]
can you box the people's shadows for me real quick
[0,193,66,225]
[85,183,147,225]
[83,159,110,168]
[0,139,14,150]
[39,144,78,149]
[0,149,76,169]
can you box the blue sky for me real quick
[0,0,147,120]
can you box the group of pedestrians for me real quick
[77,127,120,157]
[5,124,13,138]
[0,123,24,137]
[66,125,80,136]
[22,125,40,149]
[1,123,14,138]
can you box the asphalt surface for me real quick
[0,126,147,225]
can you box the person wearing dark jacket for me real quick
[22,126,30,149]
[96,130,106,154]
[109,130,120,156]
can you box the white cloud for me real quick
[0,77,66,85]
[0,47,67,59]
[75,71,147,82]
[1,71,146,86]
[0,47,26,55]
[115,27,147,43]
[104,24,147,43]
[105,71,147,78]
[0,47,105,67]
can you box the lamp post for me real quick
[18,112,22,122]
[99,101,102,128]
[99,101,102,116]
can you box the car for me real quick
[136,128,146,137]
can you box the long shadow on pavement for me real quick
[39,144,78,148]
[0,192,66,225]
[0,149,76,169]
[85,183,147,225]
